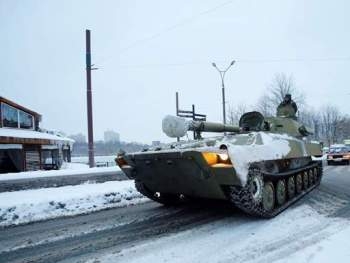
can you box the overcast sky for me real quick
[1,0,350,144]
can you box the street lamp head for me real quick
[212,62,217,68]
[230,60,236,66]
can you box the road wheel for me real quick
[262,182,275,212]
[296,174,303,193]
[248,175,263,204]
[309,170,314,185]
[276,180,286,206]
[303,171,309,189]
[287,176,296,199]
[313,167,318,181]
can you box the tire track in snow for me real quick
[0,202,237,263]
[219,184,350,263]
[220,215,347,263]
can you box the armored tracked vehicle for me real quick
[116,111,323,218]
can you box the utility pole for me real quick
[86,29,95,168]
[212,60,235,126]
[176,92,179,116]
[175,92,180,142]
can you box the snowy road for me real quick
[0,165,349,263]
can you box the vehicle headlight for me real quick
[115,156,128,167]
[202,152,233,167]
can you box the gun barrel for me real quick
[189,121,240,133]
[162,115,240,138]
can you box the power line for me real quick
[118,0,236,54]
[114,57,350,69]
[115,61,210,69]
[95,0,237,65]
[238,57,350,63]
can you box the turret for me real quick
[162,111,313,139]
[238,111,313,138]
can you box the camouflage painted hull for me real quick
[118,132,323,217]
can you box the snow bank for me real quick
[61,162,89,170]
[0,166,120,181]
[0,181,146,227]
[223,132,291,185]
[71,155,117,164]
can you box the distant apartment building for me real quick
[0,96,74,173]
[104,130,120,143]
[69,133,86,143]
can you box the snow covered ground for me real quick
[0,181,146,227]
[71,155,117,166]
[275,225,350,263]
[0,164,120,181]
[83,203,350,263]
[62,162,89,169]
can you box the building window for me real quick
[19,110,34,129]
[1,103,18,128]
[1,103,34,130]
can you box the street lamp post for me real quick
[212,60,235,125]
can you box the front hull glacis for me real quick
[120,150,240,200]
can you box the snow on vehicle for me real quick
[344,139,350,147]
[322,146,330,155]
[116,111,323,218]
[327,144,350,165]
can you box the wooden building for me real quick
[0,96,74,173]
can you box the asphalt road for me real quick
[321,165,350,199]
[0,165,349,263]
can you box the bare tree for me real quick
[335,115,350,143]
[298,109,322,140]
[268,73,305,107]
[320,105,342,146]
[227,103,248,125]
[311,112,322,141]
[255,94,275,117]
[256,73,305,117]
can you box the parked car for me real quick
[327,145,350,165]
